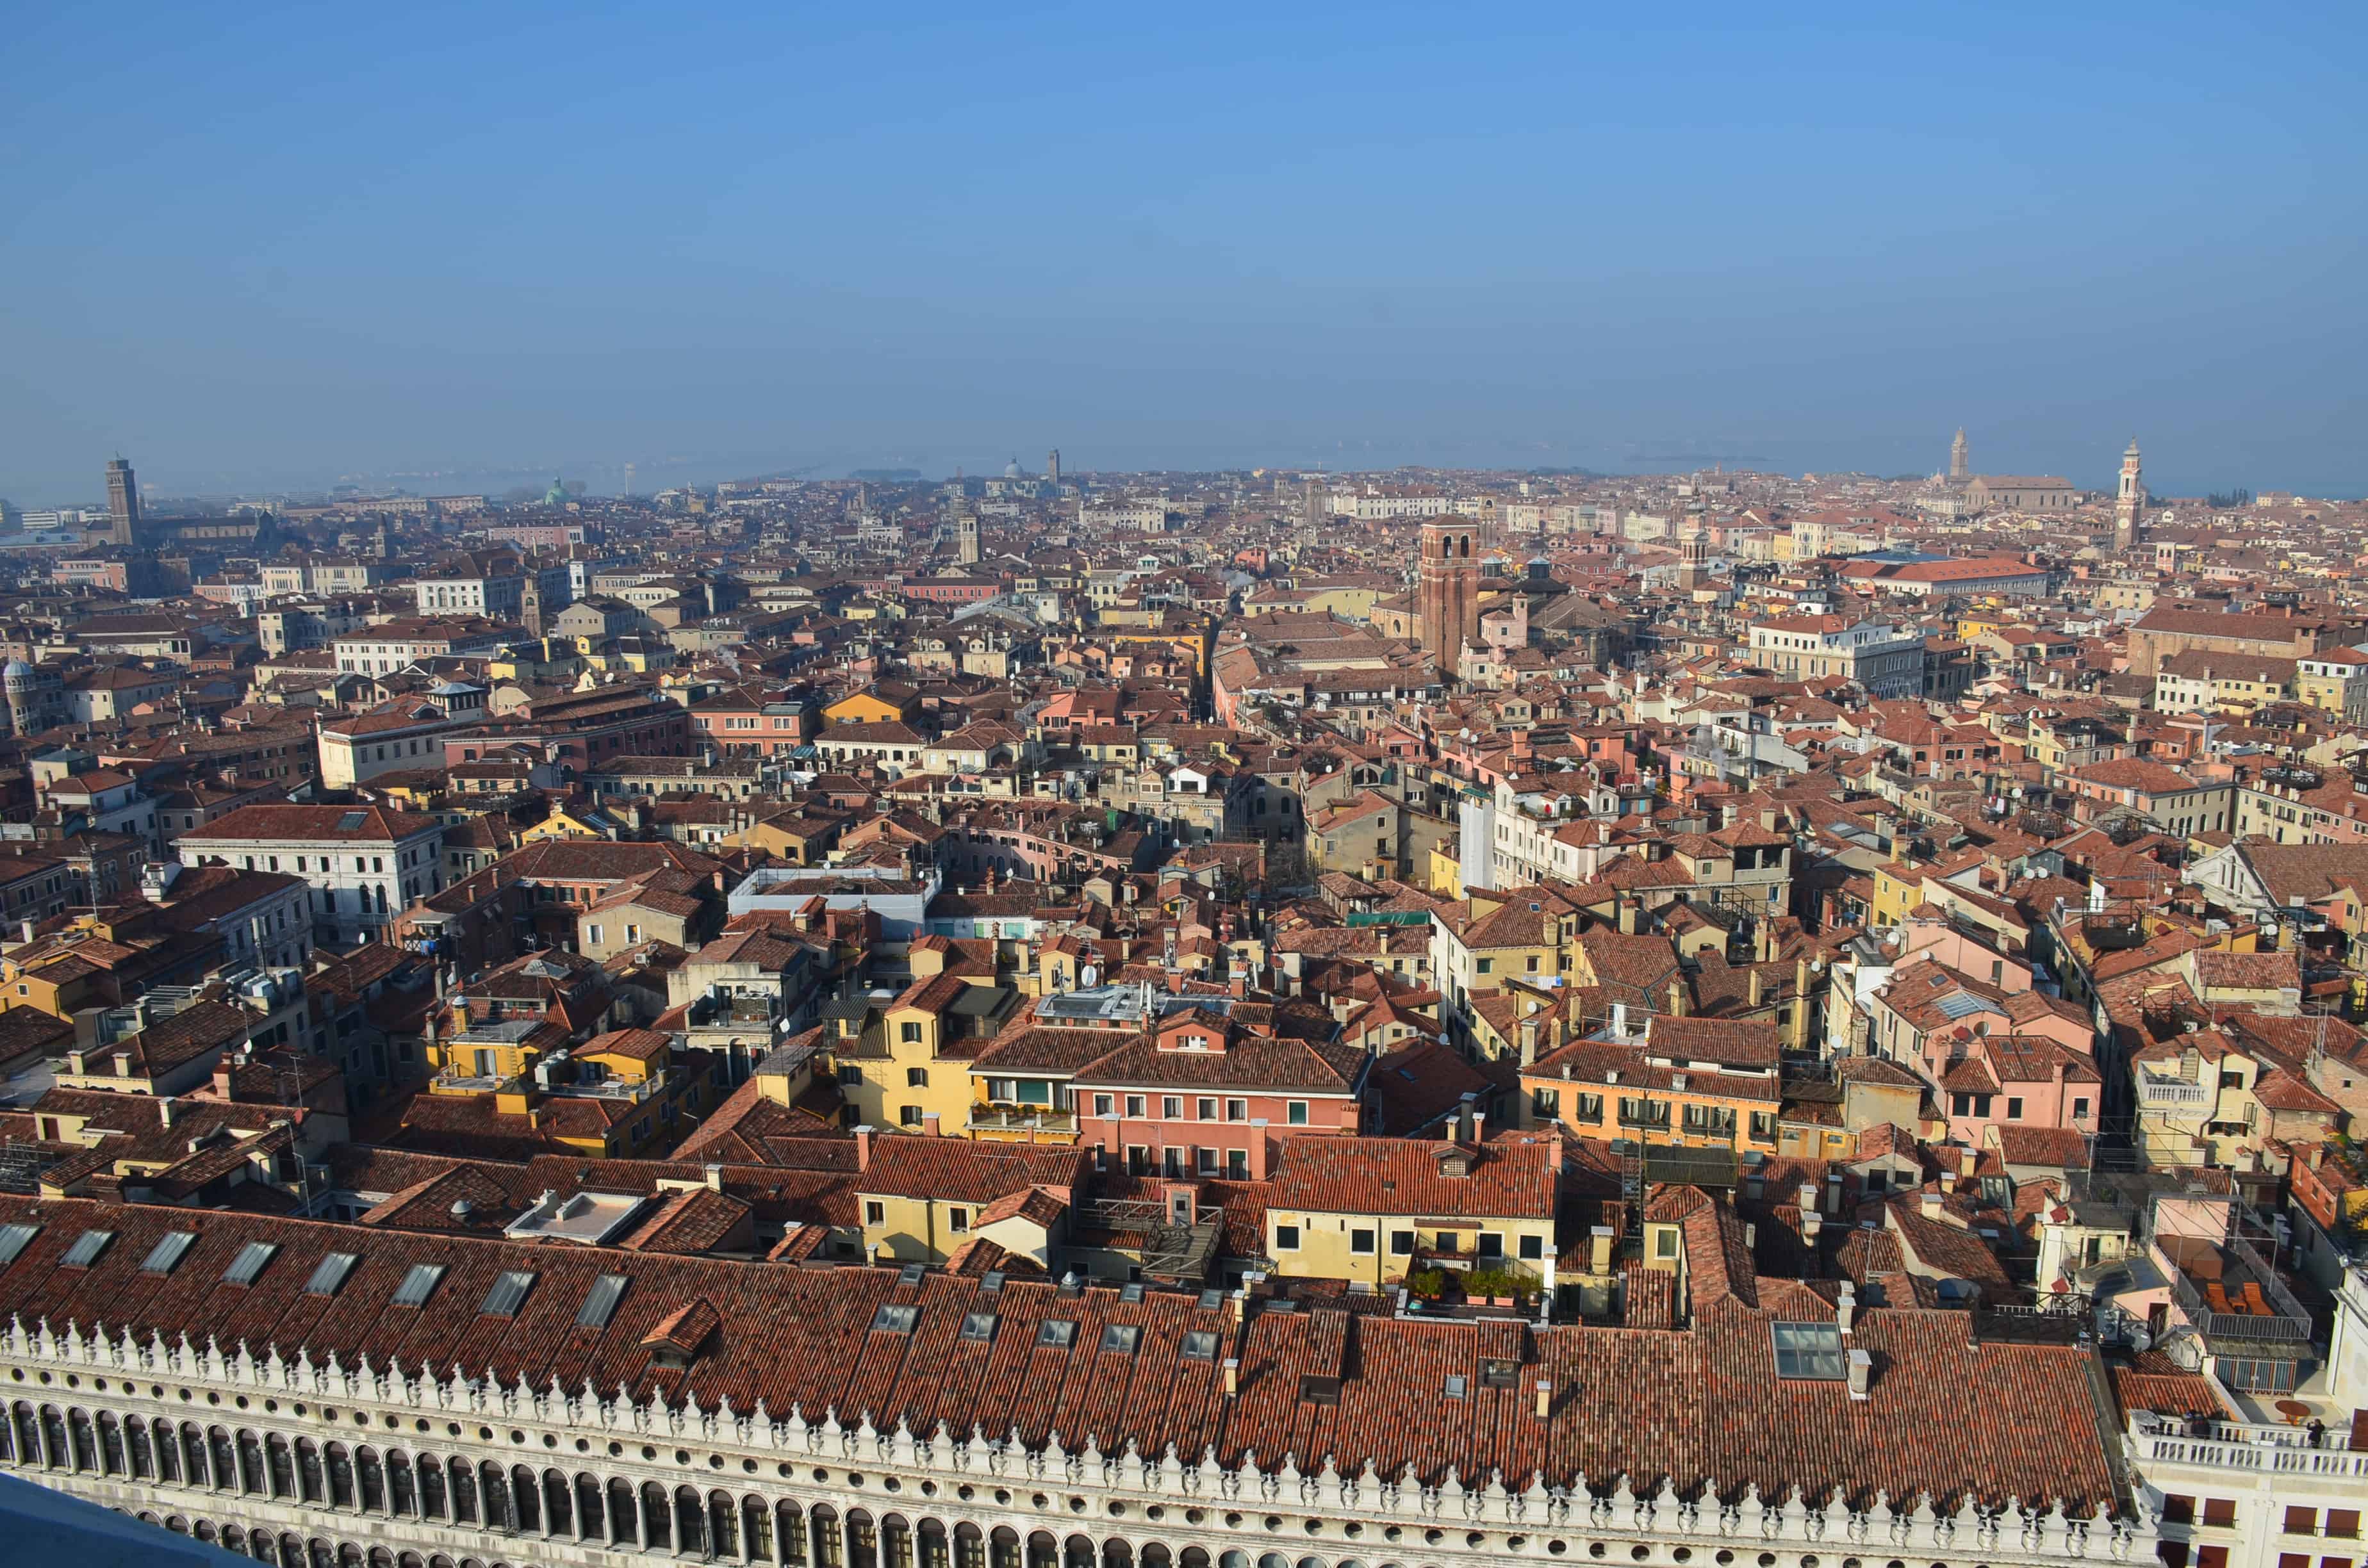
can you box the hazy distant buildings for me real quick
[1967,473,2079,512]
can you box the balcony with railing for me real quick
[2160,1232,2315,1349]
[2135,1072,2214,1109]
[967,1104,1079,1136]
[2128,1412,2367,1478]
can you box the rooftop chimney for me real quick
[1958,1145,1978,1178]
[1666,977,1688,1017]
[703,1163,724,1193]
[1222,1358,1239,1398]
[1836,1282,1855,1335]
[1846,1347,1872,1400]
[1534,1379,1552,1421]
[855,1123,874,1172]
[158,1097,177,1129]
[1920,1191,1944,1218]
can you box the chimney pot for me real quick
[855,1123,874,1172]
[1222,1358,1239,1398]
[1846,1346,1872,1399]
[1534,1380,1552,1420]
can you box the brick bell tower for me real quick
[1417,516,1481,677]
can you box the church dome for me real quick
[545,476,569,505]
[3,659,32,686]
[1003,456,1023,479]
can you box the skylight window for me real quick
[61,1229,114,1268]
[391,1262,446,1307]
[1036,1319,1077,1348]
[577,1273,629,1329]
[1099,1324,1141,1354]
[871,1303,921,1334]
[222,1241,277,1286]
[480,1270,536,1318]
[1771,1321,1848,1380]
[140,1230,198,1275]
[0,1223,38,1267]
[1181,1330,1219,1361]
[336,811,368,831]
[958,1311,998,1343]
[304,1252,360,1297]
[1443,1373,1468,1400]
[897,1262,926,1287]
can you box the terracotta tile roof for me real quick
[1268,1136,1555,1221]
[0,1193,2120,1511]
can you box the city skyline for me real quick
[6,3,2365,502]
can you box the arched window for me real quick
[917,1518,949,1568]
[447,1457,478,1524]
[1180,1552,1210,1568]
[326,1443,355,1508]
[879,1512,910,1568]
[296,1439,325,1503]
[210,1428,238,1492]
[710,1491,739,1560]
[609,1478,639,1546]
[541,1470,571,1537]
[40,1407,68,1471]
[306,1539,333,1568]
[388,1451,416,1516]
[358,1448,384,1512]
[418,1454,447,1520]
[99,1412,126,1475]
[222,1524,246,1555]
[844,1508,878,1568]
[67,1408,96,1471]
[1142,1548,1172,1568]
[810,1505,843,1568]
[268,1435,295,1498]
[240,1431,266,1494]
[1026,1532,1057,1568]
[478,1462,509,1532]
[370,1549,395,1568]
[124,1415,153,1480]
[1103,1540,1134,1568]
[676,1485,709,1558]
[641,1482,672,1552]
[279,1532,306,1568]
[182,1423,210,1487]
[337,1544,364,1568]
[400,1555,425,1568]
[507,1464,539,1534]
[575,1474,606,1542]
[778,1500,808,1566]
[957,1524,989,1568]
[196,1520,219,1543]
[744,1496,775,1563]
[165,1515,190,1535]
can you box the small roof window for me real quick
[391,1262,446,1307]
[480,1270,536,1318]
[1771,1321,1848,1380]
[0,1223,38,1267]
[1099,1324,1141,1355]
[304,1252,360,1297]
[577,1273,629,1329]
[1181,1330,1219,1361]
[1443,1373,1468,1400]
[61,1229,114,1268]
[871,1303,921,1335]
[140,1230,198,1276]
[222,1241,278,1286]
[1036,1319,1077,1349]
[958,1311,998,1343]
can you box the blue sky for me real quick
[4,2,2364,502]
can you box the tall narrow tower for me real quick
[2114,438,2145,551]
[1948,427,1969,481]
[956,510,980,565]
[1417,517,1481,677]
[1045,450,1060,485]
[105,457,141,548]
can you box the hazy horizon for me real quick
[6,3,2364,506]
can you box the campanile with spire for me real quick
[2114,437,2145,550]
